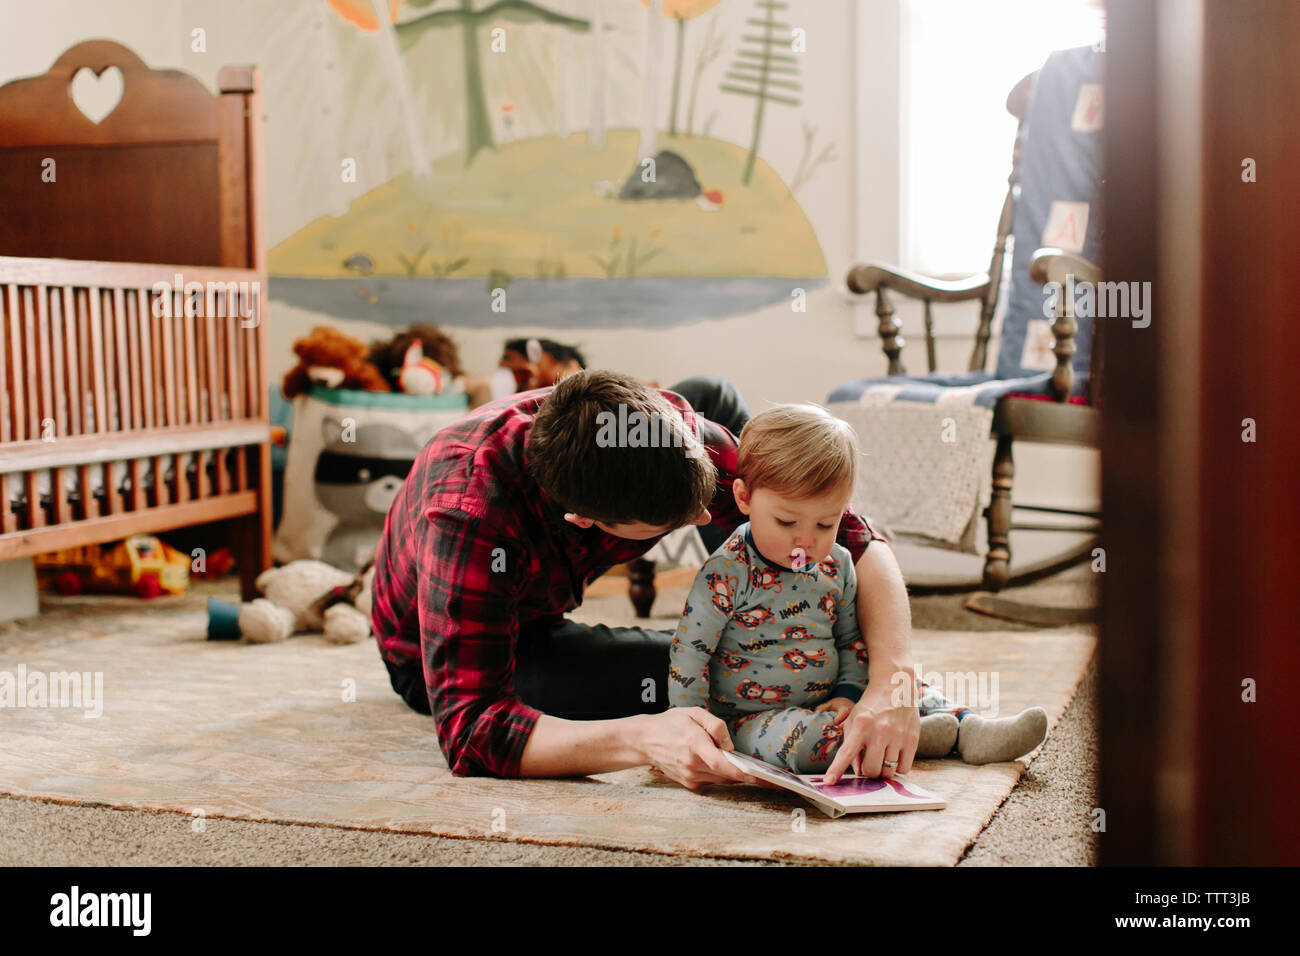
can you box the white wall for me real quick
[2,0,1097,518]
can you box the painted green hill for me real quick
[268,129,827,279]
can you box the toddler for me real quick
[668,403,1048,774]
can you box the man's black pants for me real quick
[386,375,752,719]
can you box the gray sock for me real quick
[916,713,960,757]
[956,707,1049,764]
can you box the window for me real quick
[900,0,1105,275]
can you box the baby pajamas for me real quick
[669,523,970,773]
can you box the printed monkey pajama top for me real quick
[669,523,968,773]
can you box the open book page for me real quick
[724,751,946,817]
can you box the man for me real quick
[371,370,921,790]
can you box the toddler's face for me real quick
[734,481,849,571]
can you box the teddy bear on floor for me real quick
[282,326,391,399]
[237,560,374,645]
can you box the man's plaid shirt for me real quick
[370,386,885,778]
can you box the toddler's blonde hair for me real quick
[737,403,858,500]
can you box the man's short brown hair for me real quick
[527,369,717,526]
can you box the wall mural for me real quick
[268,0,839,329]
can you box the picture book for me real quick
[724,750,946,819]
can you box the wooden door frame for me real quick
[1101,0,1300,865]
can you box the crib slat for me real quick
[150,300,165,428]
[0,289,11,529]
[204,293,220,423]
[46,290,72,525]
[76,290,98,519]
[194,448,209,500]
[0,283,12,444]
[125,292,145,513]
[235,295,250,489]
[100,291,125,516]
[23,293,44,524]
[21,287,39,442]
[213,299,231,496]
[48,290,66,439]
[25,471,43,529]
[151,302,170,508]
[225,295,241,421]
[101,293,115,422]
[153,454,169,508]
[239,291,252,416]
[61,287,80,437]
[135,290,154,430]
[35,286,54,441]
[184,298,199,426]
[21,287,37,440]
[14,286,33,439]
[89,288,122,515]
[35,288,65,527]
[248,289,262,416]
[125,292,143,430]
[0,290,12,529]
[195,299,211,500]
[160,298,177,428]
[174,309,191,505]
[87,289,107,434]
[113,288,131,431]
[0,475,12,533]
[51,467,72,525]
[194,310,212,501]
[195,300,208,425]
[175,452,190,505]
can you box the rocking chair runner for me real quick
[836,46,1105,590]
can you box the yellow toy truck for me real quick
[36,535,192,599]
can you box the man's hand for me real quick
[634,708,764,792]
[813,696,856,725]
[822,681,920,785]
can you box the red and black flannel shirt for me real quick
[370,386,886,778]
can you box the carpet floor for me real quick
[0,565,1097,866]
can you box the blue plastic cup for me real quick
[207,597,243,641]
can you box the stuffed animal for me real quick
[369,324,465,393]
[237,560,374,645]
[397,340,446,396]
[498,337,587,393]
[282,326,391,399]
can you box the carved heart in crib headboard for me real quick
[0,39,233,264]
[69,65,124,125]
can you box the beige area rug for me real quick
[0,588,1094,866]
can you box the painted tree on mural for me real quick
[684,10,725,137]
[721,0,802,185]
[587,0,607,149]
[330,0,592,164]
[635,0,723,159]
[648,0,724,137]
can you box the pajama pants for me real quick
[723,678,974,774]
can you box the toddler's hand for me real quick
[814,697,856,725]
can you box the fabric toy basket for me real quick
[272,385,468,571]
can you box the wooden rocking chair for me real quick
[839,50,1105,591]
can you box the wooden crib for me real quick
[0,40,272,600]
